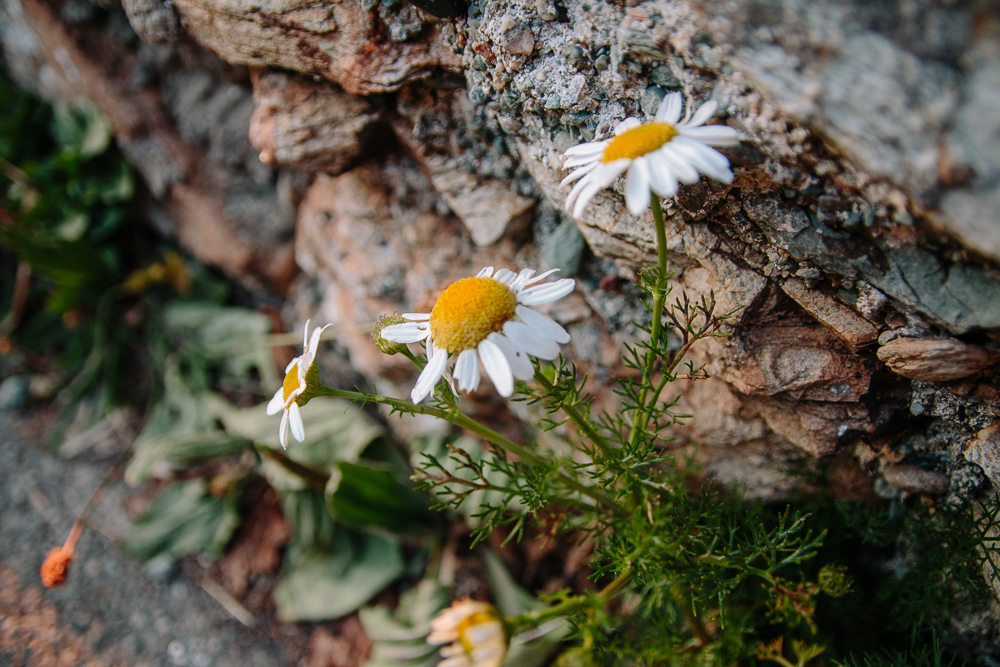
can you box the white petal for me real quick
[563,152,602,169]
[488,332,533,380]
[266,389,285,415]
[511,268,536,292]
[624,158,652,215]
[285,357,298,374]
[523,268,561,286]
[476,266,494,277]
[614,117,642,135]
[478,339,513,397]
[307,323,330,354]
[655,92,683,124]
[402,312,431,321]
[380,322,430,343]
[647,152,679,199]
[563,140,607,158]
[278,410,290,449]
[517,278,576,306]
[503,321,560,360]
[671,138,734,183]
[658,145,701,184]
[685,99,718,128]
[679,124,740,147]
[301,320,311,350]
[454,349,481,392]
[493,268,517,285]
[515,305,570,343]
[560,161,599,185]
[411,348,449,404]
[288,402,305,443]
[569,161,630,218]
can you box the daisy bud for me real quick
[373,313,409,355]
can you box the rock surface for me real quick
[170,0,463,94]
[249,70,383,173]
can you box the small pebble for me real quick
[0,376,28,411]
[640,86,666,116]
[650,64,680,88]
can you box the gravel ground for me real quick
[0,412,296,667]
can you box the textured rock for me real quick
[781,278,879,351]
[249,70,381,173]
[393,88,535,246]
[708,323,874,402]
[964,421,1000,490]
[690,0,1000,264]
[740,195,1000,333]
[877,337,994,382]
[121,0,183,43]
[745,394,875,457]
[881,464,950,496]
[170,0,462,94]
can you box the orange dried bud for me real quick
[41,545,74,587]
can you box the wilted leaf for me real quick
[125,431,251,485]
[327,461,441,537]
[124,478,240,561]
[162,302,278,388]
[126,358,236,484]
[360,578,449,667]
[275,527,405,622]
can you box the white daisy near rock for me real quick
[379,266,574,404]
[427,599,507,667]
[561,92,740,217]
[266,320,330,448]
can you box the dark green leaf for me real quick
[327,461,440,536]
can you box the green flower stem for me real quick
[256,445,328,489]
[627,192,669,449]
[507,538,651,631]
[532,369,616,460]
[309,383,624,514]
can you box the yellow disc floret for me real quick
[457,609,504,655]
[602,121,678,162]
[282,362,301,404]
[430,277,517,353]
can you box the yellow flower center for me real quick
[282,362,301,404]
[457,611,503,655]
[429,277,517,354]
[602,121,678,162]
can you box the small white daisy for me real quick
[266,320,330,448]
[379,266,574,404]
[561,91,740,217]
[428,599,507,667]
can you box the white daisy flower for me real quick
[561,91,740,217]
[266,320,330,448]
[379,266,574,404]
[427,599,507,667]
